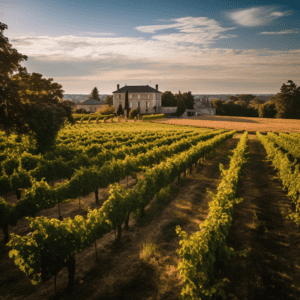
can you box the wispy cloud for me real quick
[9,14,300,93]
[227,7,289,27]
[136,17,236,46]
[259,29,299,35]
[80,32,116,36]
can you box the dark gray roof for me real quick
[112,85,162,93]
[80,99,102,105]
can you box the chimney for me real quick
[117,84,119,91]
[156,84,158,91]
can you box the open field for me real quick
[1,123,300,300]
[154,115,300,133]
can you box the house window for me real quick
[118,94,121,99]
[129,102,132,108]
[146,102,148,108]
[129,94,132,99]
[138,102,140,108]
[138,94,140,99]
[156,93,160,100]
[147,94,149,99]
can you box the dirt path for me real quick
[0,136,239,300]
[218,136,300,300]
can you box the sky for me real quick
[1,0,300,94]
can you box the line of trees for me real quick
[212,82,300,119]
[162,90,195,116]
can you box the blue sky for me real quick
[1,0,299,94]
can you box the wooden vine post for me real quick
[95,240,98,262]
[125,217,129,231]
[117,225,122,243]
[94,189,99,204]
[66,256,76,293]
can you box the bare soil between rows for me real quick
[0,136,239,300]
[217,137,300,300]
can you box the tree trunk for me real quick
[94,189,99,204]
[125,217,129,231]
[66,256,76,293]
[190,166,192,174]
[95,240,98,262]
[117,225,122,243]
[16,189,21,200]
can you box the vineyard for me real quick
[1,122,300,299]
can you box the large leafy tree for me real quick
[275,80,300,119]
[176,91,186,117]
[162,91,177,107]
[182,91,195,109]
[237,94,256,106]
[105,95,113,106]
[89,87,100,100]
[0,22,74,153]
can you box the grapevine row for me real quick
[176,131,249,300]
[7,130,235,290]
[257,132,300,225]
[266,132,300,162]
[0,130,213,196]
[1,130,225,242]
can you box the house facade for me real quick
[76,99,105,113]
[112,84,162,114]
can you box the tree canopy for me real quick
[89,87,100,100]
[275,80,300,119]
[0,22,74,153]
[162,91,177,107]
[124,90,129,117]
[105,95,113,106]
[176,91,186,117]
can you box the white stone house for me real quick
[76,99,105,113]
[112,84,162,114]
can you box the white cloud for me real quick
[9,15,300,93]
[80,32,116,36]
[228,7,289,27]
[259,30,299,35]
[136,17,236,46]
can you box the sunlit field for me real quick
[154,115,300,133]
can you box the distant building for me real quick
[112,84,162,114]
[182,99,216,117]
[76,99,105,113]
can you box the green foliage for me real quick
[104,95,113,106]
[176,91,186,117]
[96,106,115,115]
[257,132,300,225]
[275,80,300,119]
[143,114,165,121]
[7,129,235,284]
[129,108,138,119]
[162,91,177,107]
[0,22,74,153]
[89,87,100,101]
[258,102,277,118]
[176,131,249,299]
[117,104,123,116]
[125,90,129,117]
[182,91,195,109]
[212,99,259,117]
[236,94,256,106]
